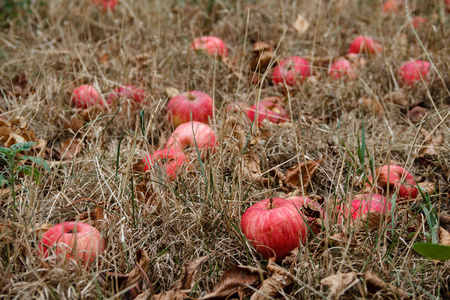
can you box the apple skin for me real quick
[107,85,145,110]
[142,149,191,180]
[92,0,117,12]
[167,91,214,129]
[409,16,427,29]
[398,60,431,87]
[272,56,311,86]
[382,0,403,13]
[338,194,391,222]
[246,97,289,125]
[71,85,106,109]
[241,198,308,261]
[165,121,217,156]
[191,36,229,58]
[367,165,419,200]
[38,222,105,268]
[348,36,383,55]
[446,0,450,13]
[328,58,356,81]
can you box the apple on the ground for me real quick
[167,91,214,128]
[246,97,289,125]
[348,36,383,55]
[107,85,146,111]
[367,165,419,199]
[142,149,191,180]
[398,60,431,87]
[272,56,311,86]
[165,121,217,156]
[191,36,229,58]
[71,85,107,109]
[328,58,356,81]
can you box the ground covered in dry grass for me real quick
[1,0,450,299]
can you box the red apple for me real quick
[382,0,403,13]
[272,56,312,86]
[165,121,217,156]
[446,0,450,13]
[38,221,105,268]
[348,36,383,55]
[398,60,431,87]
[107,85,145,111]
[142,149,191,180]
[367,165,419,200]
[92,0,117,12]
[246,97,289,125]
[241,198,308,261]
[191,36,229,58]
[167,91,214,128]
[409,16,427,29]
[328,58,357,81]
[337,194,390,222]
[71,85,106,109]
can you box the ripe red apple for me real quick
[38,222,105,268]
[328,58,357,81]
[165,121,217,156]
[338,194,391,222]
[409,16,427,29]
[398,60,431,87]
[142,149,191,180]
[272,56,311,86]
[348,36,383,55]
[92,0,117,12]
[367,165,419,200]
[71,85,106,109]
[241,198,308,261]
[446,0,450,13]
[246,97,289,126]
[107,85,145,110]
[382,0,403,13]
[167,91,214,128]
[191,36,229,58]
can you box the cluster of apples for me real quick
[241,164,419,261]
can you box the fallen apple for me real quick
[38,221,105,268]
[367,165,419,200]
[241,197,308,261]
[71,85,106,109]
[337,193,391,222]
[328,58,357,81]
[272,56,311,86]
[167,91,214,128]
[246,97,289,125]
[191,36,229,58]
[398,60,431,87]
[382,0,403,13]
[107,85,146,111]
[348,36,383,55]
[142,149,191,180]
[446,0,450,13]
[165,121,217,156]
[92,0,117,12]
[409,16,427,29]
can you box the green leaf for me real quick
[413,243,450,260]
[22,156,51,172]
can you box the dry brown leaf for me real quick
[60,138,84,160]
[165,87,180,99]
[0,185,22,201]
[78,105,105,122]
[408,106,428,123]
[250,42,274,73]
[202,265,264,300]
[351,211,384,232]
[364,271,410,299]
[250,260,293,300]
[439,214,450,226]
[152,290,186,300]
[242,150,269,186]
[179,256,210,290]
[284,157,324,189]
[321,272,358,299]
[357,98,384,115]
[0,117,37,148]
[418,182,435,195]
[7,71,34,97]
[30,223,53,240]
[66,115,85,132]
[383,89,409,107]
[293,14,310,35]
[108,249,151,291]
[439,228,450,246]
[419,130,444,157]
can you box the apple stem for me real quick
[269,198,273,209]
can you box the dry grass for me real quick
[1,0,450,299]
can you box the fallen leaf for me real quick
[357,98,384,115]
[419,130,444,157]
[0,117,37,148]
[202,265,263,300]
[66,115,85,132]
[60,138,84,160]
[165,87,180,99]
[439,228,450,246]
[0,185,22,202]
[152,290,186,300]
[321,272,358,299]
[293,14,310,35]
[408,106,428,123]
[350,211,385,232]
[30,223,53,239]
[107,249,151,291]
[78,105,105,122]
[242,150,269,186]
[179,256,210,290]
[363,271,410,299]
[7,71,34,97]
[284,157,324,189]
[418,182,435,195]
[250,260,293,300]
[250,42,274,73]
[383,89,409,107]
[439,214,450,226]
